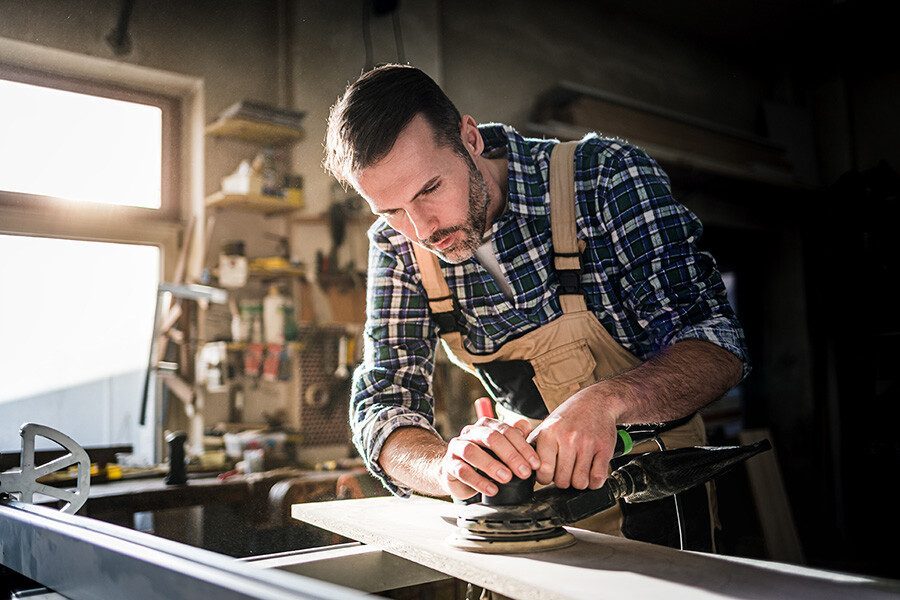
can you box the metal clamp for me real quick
[0,423,90,514]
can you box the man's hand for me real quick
[439,417,542,499]
[378,341,741,499]
[528,384,622,490]
[526,340,743,490]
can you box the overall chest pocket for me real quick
[530,339,598,411]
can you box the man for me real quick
[324,64,748,551]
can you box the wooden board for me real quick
[293,496,900,600]
[739,429,805,565]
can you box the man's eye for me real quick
[422,182,440,195]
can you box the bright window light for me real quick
[0,78,162,208]
[0,235,159,404]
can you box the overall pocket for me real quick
[531,339,598,411]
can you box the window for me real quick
[0,61,185,459]
[0,78,162,208]
[0,235,159,452]
[0,65,180,219]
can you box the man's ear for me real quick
[460,114,484,157]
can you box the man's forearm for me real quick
[376,341,740,493]
[377,426,448,497]
[603,339,743,424]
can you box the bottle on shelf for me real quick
[263,284,287,344]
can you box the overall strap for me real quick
[549,141,588,313]
[411,242,460,335]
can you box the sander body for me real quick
[450,440,771,553]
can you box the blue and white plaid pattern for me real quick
[352,124,750,496]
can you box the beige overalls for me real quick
[412,141,717,549]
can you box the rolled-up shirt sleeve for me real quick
[599,145,751,380]
[351,224,442,497]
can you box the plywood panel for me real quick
[293,496,900,600]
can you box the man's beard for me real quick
[423,156,490,264]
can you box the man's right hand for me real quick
[438,417,542,499]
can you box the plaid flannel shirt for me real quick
[351,123,750,496]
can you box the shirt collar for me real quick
[478,123,549,218]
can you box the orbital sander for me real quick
[449,431,771,554]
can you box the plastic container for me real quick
[218,240,248,289]
[263,285,286,344]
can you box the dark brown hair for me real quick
[323,64,466,186]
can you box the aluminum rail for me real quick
[0,501,367,600]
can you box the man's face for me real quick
[354,114,490,264]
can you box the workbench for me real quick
[34,468,366,556]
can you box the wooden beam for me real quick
[293,496,900,600]
[158,372,194,417]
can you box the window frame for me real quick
[0,38,205,463]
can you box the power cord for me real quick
[654,436,687,550]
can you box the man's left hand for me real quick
[527,383,622,490]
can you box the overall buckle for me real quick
[557,269,582,295]
[433,311,459,334]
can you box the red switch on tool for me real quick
[474,397,495,420]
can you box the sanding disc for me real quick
[447,528,576,554]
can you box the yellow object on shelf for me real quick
[66,463,99,477]
[250,256,291,271]
[283,186,304,209]
[246,257,305,277]
[106,464,123,480]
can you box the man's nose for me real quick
[407,207,436,242]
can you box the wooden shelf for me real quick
[211,264,307,281]
[226,341,304,352]
[248,264,306,278]
[205,116,304,146]
[205,191,302,215]
[293,212,377,225]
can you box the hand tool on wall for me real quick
[450,439,771,553]
[0,423,90,514]
[334,335,350,379]
[328,200,347,275]
[324,332,354,417]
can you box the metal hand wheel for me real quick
[0,423,90,514]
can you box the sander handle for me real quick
[481,428,633,505]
